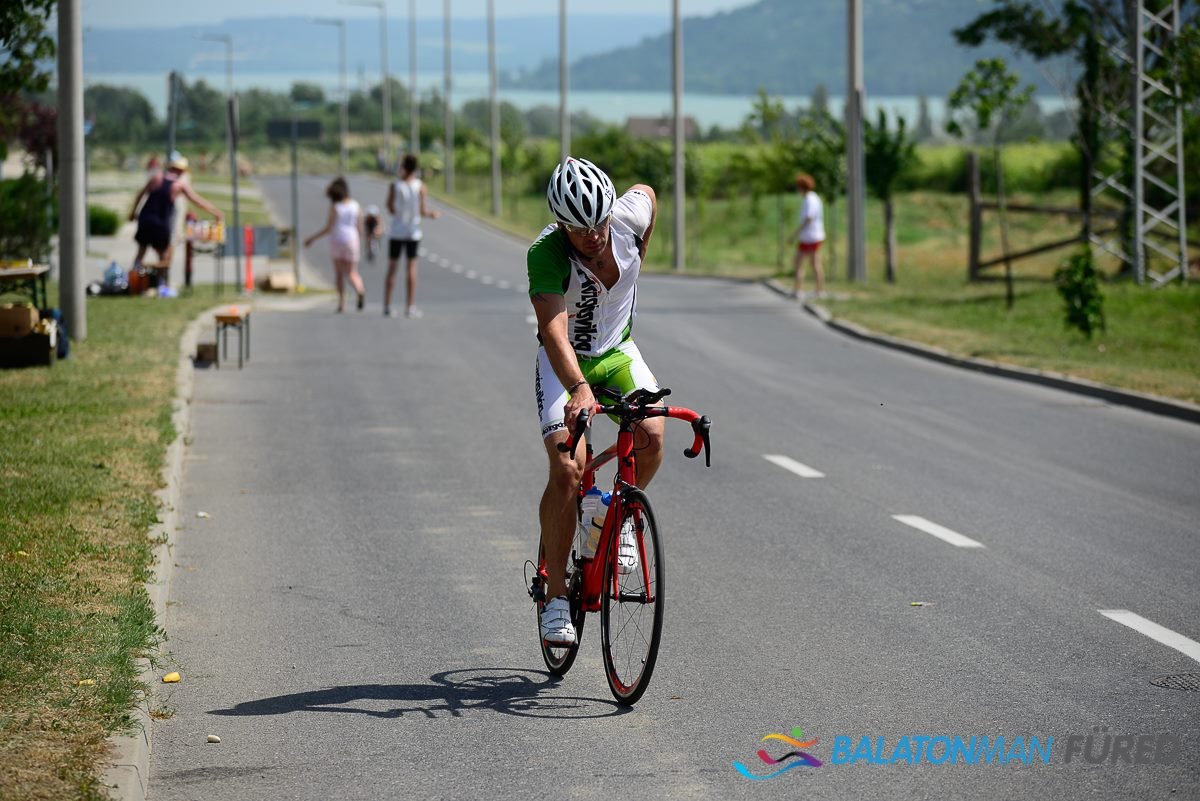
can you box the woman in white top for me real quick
[788,172,826,299]
[304,177,367,312]
[384,154,440,318]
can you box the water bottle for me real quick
[578,487,611,559]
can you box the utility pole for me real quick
[488,0,501,216]
[559,0,569,161]
[344,1,390,168]
[410,0,419,154]
[444,0,454,193]
[202,33,241,291]
[165,70,178,165]
[58,0,86,340]
[314,18,349,176]
[290,117,300,288]
[671,0,684,272]
[845,0,867,282]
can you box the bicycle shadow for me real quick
[208,667,630,720]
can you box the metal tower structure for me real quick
[1090,0,1188,285]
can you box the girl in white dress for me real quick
[305,177,367,312]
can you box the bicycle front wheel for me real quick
[600,488,664,705]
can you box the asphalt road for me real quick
[146,174,1200,800]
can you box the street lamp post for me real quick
[410,0,419,154]
[559,0,568,161]
[488,0,500,216]
[201,32,242,291]
[671,0,684,272]
[345,0,391,169]
[444,0,454,193]
[313,18,349,175]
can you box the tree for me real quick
[864,109,919,283]
[0,0,54,128]
[85,85,160,147]
[175,79,227,145]
[948,58,1033,309]
[290,82,325,106]
[955,0,1200,265]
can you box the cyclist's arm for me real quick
[531,292,593,431]
[628,184,657,260]
[386,183,396,216]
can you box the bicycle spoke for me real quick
[600,492,664,705]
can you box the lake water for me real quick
[88,70,1069,131]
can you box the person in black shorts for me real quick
[384,154,440,318]
[129,154,223,282]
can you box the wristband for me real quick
[567,378,588,393]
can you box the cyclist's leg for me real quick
[535,349,586,601]
[598,341,665,488]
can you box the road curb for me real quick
[761,278,1200,426]
[100,302,247,801]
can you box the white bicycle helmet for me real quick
[546,157,615,229]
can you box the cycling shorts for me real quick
[535,340,659,439]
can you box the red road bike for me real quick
[528,387,711,705]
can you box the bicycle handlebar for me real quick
[554,389,712,467]
[556,408,591,459]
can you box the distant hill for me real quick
[504,0,1065,97]
[82,14,663,77]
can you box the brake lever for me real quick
[684,415,712,467]
[556,408,591,458]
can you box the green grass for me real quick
[438,176,1199,404]
[0,288,240,801]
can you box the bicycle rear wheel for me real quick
[538,565,585,676]
[600,488,664,705]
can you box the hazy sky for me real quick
[83,0,753,28]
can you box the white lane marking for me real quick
[481,276,494,285]
[452,264,464,273]
[466,269,478,279]
[497,279,510,289]
[892,515,985,548]
[1099,610,1200,663]
[525,314,537,325]
[762,454,825,478]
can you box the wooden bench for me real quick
[214,306,251,369]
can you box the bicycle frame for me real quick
[571,403,709,612]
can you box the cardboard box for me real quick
[258,270,296,293]
[0,304,39,338]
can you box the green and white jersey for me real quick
[527,189,653,358]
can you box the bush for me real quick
[88,204,120,236]
[0,174,54,261]
[1055,245,1106,338]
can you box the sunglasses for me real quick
[561,216,612,237]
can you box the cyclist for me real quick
[528,157,665,645]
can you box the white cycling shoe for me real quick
[540,596,576,645]
[617,518,640,575]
